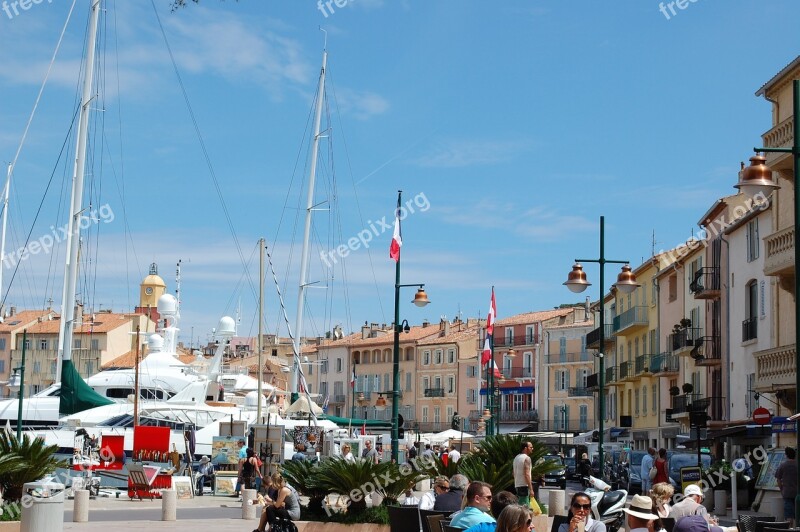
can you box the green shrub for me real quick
[0,431,67,503]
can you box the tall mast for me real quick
[257,237,264,421]
[0,164,11,320]
[291,46,327,403]
[56,0,102,382]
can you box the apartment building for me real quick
[0,309,55,397]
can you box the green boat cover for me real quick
[324,415,393,428]
[59,359,113,415]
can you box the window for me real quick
[446,406,454,423]
[434,376,442,390]
[447,376,455,394]
[38,338,48,350]
[523,353,533,377]
[745,280,758,341]
[422,407,429,422]
[0,360,4,373]
[525,325,536,344]
[635,389,640,416]
[642,385,648,415]
[384,373,390,391]
[308,363,313,376]
[467,365,477,378]
[467,389,477,404]
[23,339,31,350]
[423,351,431,365]
[577,368,588,388]
[91,339,99,350]
[334,381,343,396]
[668,274,677,302]
[505,327,513,345]
[422,377,430,391]
[746,373,757,413]
[760,281,766,318]
[0,338,5,351]
[747,219,760,262]
[559,337,566,360]
[555,370,570,391]
[579,405,588,431]
[652,385,657,414]
[32,361,41,373]
[73,339,81,349]
[336,358,343,373]
[320,382,328,398]
[447,349,455,364]
[373,374,380,392]
[406,372,411,391]
[434,407,440,424]
[321,360,328,374]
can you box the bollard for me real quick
[731,471,738,520]
[714,490,727,516]
[242,489,257,520]
[73,489,89,522]
[161,489,177,521]
[549,489,566,516]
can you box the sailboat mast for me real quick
[257,237,264,421]
[0,164,11,319]
[291,47,327,402]
[56,0,102,382]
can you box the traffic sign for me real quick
[753,407,772,425]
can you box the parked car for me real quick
[564,456,579,481]
[667,451,712,489]
[622,450,646,495]
[542,454,567,489]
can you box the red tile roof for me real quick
[495,308,577,327]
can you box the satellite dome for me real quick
[217,316,236,337]
[244,391,266,408]
[157,294,178,316]
[148,334,164,352]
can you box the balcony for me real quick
[618,361,632,381]
[763,115,794,149]
[671,394,700,418]
[494,334,540,348]
[742,317,758,342]
[545,352,592,364]
[691,335,721,366]
[764,226,795,277]
[670,327,702,356]
[424,387,445,398]
[587,366,617,391]
[690,267,721,300]
[634,355,652,376]
[754,344,796,392]
[586,325,615,349]
[332,394,347,404]
[613,306,649,335]
[587,373,598,390]
[650,353,679,376]
[568,387,593,397]
[501,367,534,379]
[692,396,726,422]
[606,366,617,384]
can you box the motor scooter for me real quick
[582,476,628,532]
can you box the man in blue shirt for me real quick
[235,440,247,496]
[450,481,496,529]
[640,448,655,495]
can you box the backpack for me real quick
[271,517,298,532]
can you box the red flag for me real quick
[389,202,402,262]
[481,335,492,366]
[486,288,496,336]
[350,366,356,389]
[361,423,366,436]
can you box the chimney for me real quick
[361,321,370,339]
[422,319,430,328]
[8,306,15,317]
[443,319,450,337]
[585,296,591,321]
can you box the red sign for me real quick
[753,407,772,425]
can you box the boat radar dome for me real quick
[244,391,267,409]
[148,333,165,352]
[217,316,236,337]
[157,294,178,316]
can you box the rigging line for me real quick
[8,0,78,174]
[222,241,259,317]
[327,71,385,324]
[0,105,82,314]
[110,1,133,311]
[149,0,259,304]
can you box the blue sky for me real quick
[0,0,798,346]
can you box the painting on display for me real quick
[293,426,325,454]
[172,476,194,499]
[214,473,238,496]
[211,436,243,466]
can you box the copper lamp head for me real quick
[564,263,591,293]
[735,154,778,198]
[614,264,639,294]
[375,395,387,411]
[412,288,431,307]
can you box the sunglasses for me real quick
[572,503,592,510]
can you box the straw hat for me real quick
[623,495,659,520]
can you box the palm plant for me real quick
[314,457,387,513]
[374,462,426,505]
[466,434,560,492]
[281,459,328,515]
[0,431,67,503]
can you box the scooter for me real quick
[582,476,628,532]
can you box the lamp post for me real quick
[13,329,27,441]
[561,405,567,455]
[735,79,800,519]
[391,190,431,463]
[564,216,638,474]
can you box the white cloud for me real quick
[413,138,533,168]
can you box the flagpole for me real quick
[391,191,402,464]
[488,286,495,436]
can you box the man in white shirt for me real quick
[449,445,461,463]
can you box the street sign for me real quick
[753,407,772,426]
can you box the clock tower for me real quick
[135,263,167,323]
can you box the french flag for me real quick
[480,288,497,366]
[389,200,402,262]
[350,366,356,389]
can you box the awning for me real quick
[324,415,393,428]
[708,424,772,440]
[610,428,628,437]
[480,386,534,396]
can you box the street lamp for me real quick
[564,216,638,474]
[391,190,431,462]
[12,329,27,441]
[561,405,567,455]
[735,79,800,519]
